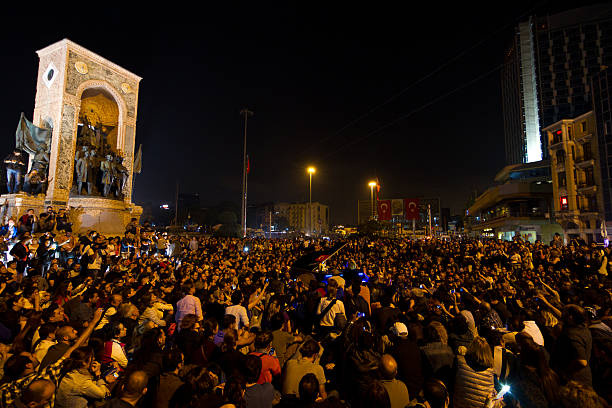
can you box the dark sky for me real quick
[0,2,602,225]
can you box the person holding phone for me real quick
[55,346,117,408]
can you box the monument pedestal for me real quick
[0,193,47,220]
[0,194,141,236]
[67,196,142,235]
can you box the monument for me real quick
[2,39,142,234]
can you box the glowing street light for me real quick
[368,181,377,219]
[307,167,316,235]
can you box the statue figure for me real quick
[31,143,50,176]
[88,148,101,194]
[100,154,114,197]
[112,155,129,197]
[75,147,90,195]
[4,150,27,193]
[79,116,97,148]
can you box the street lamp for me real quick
[368,181,377,219]
[307,167,316,235]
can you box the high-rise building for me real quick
[503,3,612,165]
[592,68,612,221]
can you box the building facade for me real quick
[275,202,329,235]
[592,68,612,221]
[503,4,612,165]
[546,111,607,242]
[468,161,562,243]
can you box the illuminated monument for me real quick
[2,39,142,234]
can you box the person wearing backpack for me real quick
[316,279,345,337]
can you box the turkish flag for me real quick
[378,200,392,221]
[404,198,420,220]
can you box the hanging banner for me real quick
[391,199,404,215]
[378,200,392,221]
[404,198,420,220]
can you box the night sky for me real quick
[0,2,601,225]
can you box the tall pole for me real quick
[370,185,374,219]
[240,109,253,238]
[307,167,316,236]
[174,181,179,227]
[428,204,432,237]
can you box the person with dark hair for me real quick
[175,282,202,330]
[154,349,184,408]
[448,314,474,354]
[249,331,281,384]
[360,380,390,408]
[38,325,78,370]
[216,331,247,380]
[14,378,55,408]
[551,304,593,386]
[278,373,320,408]
[226,290,249,330]
[32,323,57,363]
[55,346,115,408]
[420,321,454,385]
[243,354,274,408]
[283,339,327,399]
[100,321,128,369]
[417,379,450,408]
[510,335,560,408]
[101,370,148,408]
[222,376,247,408]
[379,354,409,408]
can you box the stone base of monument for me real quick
[0,193,142,236]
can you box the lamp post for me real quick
[368,181,377,220]
[307,167,316,235]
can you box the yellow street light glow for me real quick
[307,167,316,174]
[368,181,377,187]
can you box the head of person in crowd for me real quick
[465,336,494,371]
[180,313,201,332]
[117,370,148,405]
[244,354,263,385]
[17,378,55,408]
[423,378,450,408]
[299,373,320,404]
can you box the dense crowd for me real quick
[0,208,610,408]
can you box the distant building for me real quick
[502,3,612,165]
[545,111,608,242]
[468,160,562,243]
[255,202,330,235]
[592,68,612,221]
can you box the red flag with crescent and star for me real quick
[404,198,420,220]
[377,200,392,221]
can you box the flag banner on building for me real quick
[404,198,420,220]
[391,199,404,215]
[378,200,392,221]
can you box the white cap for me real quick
[391,322,408,337]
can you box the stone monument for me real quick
[2,39,142,234]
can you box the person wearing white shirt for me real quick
[225,290,249,330]
[316,279,345,330]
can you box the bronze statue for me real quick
[112,155,129,197]
[75,146,90,195]
[100,154,114,197]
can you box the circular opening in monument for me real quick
[47,69,54,81]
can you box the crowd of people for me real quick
[0,212,610,408]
